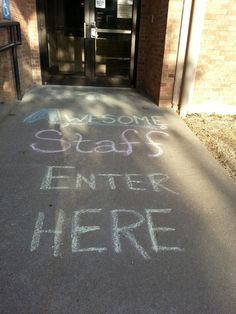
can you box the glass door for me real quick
[47,0,85,76]
[37,0,138,86]
[37,0,90,84]
[94,0,136,85]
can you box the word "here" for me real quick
[31,208,184,259]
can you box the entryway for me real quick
[36,0,139,87]
[1,85,236,313]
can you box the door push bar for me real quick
[0,22,22,100]
[83,22,131,39]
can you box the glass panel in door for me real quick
[95,0,133,79]
[45,0,86,76]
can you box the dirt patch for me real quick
[183,114,236,182]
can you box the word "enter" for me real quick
[40,166,179,195]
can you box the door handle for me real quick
[90,22,97,39]
[84,22,97,39]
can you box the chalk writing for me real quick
[23,110,168,130]
[112,209,150,259]
[40,166,179,195]
[145,209,183,252]
[25,109,184,260]
[97,174,122,190]
[30,208,184,258]
[76,174,96,190]
[30,129,169,157]
[40,166,75,190]
[3,0,10,20]
[30,209,65,257]
[126,174,148,191]
[30,130,71,154]
[24,109,55,124]
[71,209,107,253]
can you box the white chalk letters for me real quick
[40,166,179,195]
[25,111,185,260]
[24,110,168,130]
[30,129,169,157]
[31,208,184,258]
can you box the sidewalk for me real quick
[0,86,236,313]
[0,100,18,123]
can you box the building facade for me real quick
[1,0,236,114]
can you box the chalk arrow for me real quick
[23,109,60,124]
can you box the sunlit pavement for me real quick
[0,86,236,313]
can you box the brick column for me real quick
[136,0,183,107]
[159,0,183,107]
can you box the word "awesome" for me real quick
[23,110,168,130]
[31,208,184,259]
[30,129,169,157]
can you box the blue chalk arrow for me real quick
[23,109,61,124]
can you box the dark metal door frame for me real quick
[36,0,140,87]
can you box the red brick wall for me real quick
[0,0,41,103]
[136,0,183,106]
[0,4,16,101]
[159,0,183,107]
[191,0,236,113]
[137,0,170,104]
[27,0,41,85]
[137,0,236,113]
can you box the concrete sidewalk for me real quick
[0,86,236,313]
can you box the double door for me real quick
[37,0,139,86]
